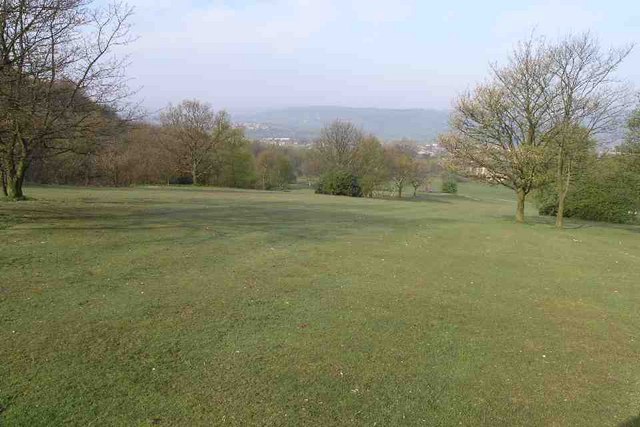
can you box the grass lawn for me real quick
[1,183,639,426]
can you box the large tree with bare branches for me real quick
[441,37,557,222]
[0,0,134,199]
[547,33,633,227]
[441,33,633,224]
[160,100,232,186]
[314,120,363,173]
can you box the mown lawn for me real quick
[1,184,639,426]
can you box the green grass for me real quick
[1,183,639,426]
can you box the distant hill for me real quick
[234,106,450,142]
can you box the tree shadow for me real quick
[0,198,459,245]
[497,213,640,232]
[373,193,453,204]
[515,215,587,229]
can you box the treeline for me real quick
[312,120,444,198]
[22,105,447,198]
[24,100,303,191]
[4,0,635,227]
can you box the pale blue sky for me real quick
[123,0,640,112]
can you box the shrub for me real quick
[169,176,193,185]
[316,171,363,197]
[441,173,458,194]
[536,156,640,224]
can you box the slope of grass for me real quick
[1,184,639,426]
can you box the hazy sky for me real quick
[123,0,640,113]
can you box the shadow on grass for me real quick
[620,416,640,427]
[513,215,588,229]
[496,214,640,233]
[1,199,459,244]
[383,193,454,204]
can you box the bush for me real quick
[536,156,640,224]
[316,171,363,197]
[441,173,458,194]
[169,176,193,185]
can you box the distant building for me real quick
[468,166,488,177]
[259,137,312,148]
[417,143,446,157]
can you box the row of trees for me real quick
[19,100,300,191]
[0,0,296,197]
[4,2,631,226]
[158,100,296,189]
[0,0,443,201]
[10,95,448,198]
[441,33,636,227]
[313,121,442,198]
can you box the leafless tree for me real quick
[409,160,431,197]
[548,33,633,227]
[441,34,632,224]
[314,120,363,172]
[160,100,230,185]
[0,0,135,199]
[441,37,557,222]
[384,145,416,199]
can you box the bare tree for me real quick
[548,33,633,228]
[314,120,363,172]
[160,100,228,185]
[96,137,128,187]
[442,33,634,224]
[441,37,565,223]
[385,145,416,199]
[0,0,134,199]
[409,160,431,197]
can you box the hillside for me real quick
[235,106,450,142]
[2,184,639,425]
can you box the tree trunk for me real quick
[516,188,526,223]
[191,162,198,186]
[556,191,566,228]
[555,151,572,229]
[5,166,26,200]
[556,172,571,229]
[1,170,7,197]
[555,145,565,229]
[2,137,29,200]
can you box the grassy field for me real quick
[1,183,639,426]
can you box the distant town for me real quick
[237,120,447,158]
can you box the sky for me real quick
[120,0,640,113]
